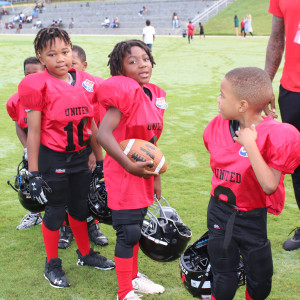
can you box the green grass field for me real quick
[0,34,299,300]
[204,0,272,36]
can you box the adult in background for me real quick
[265,0,300,251]
[172,12,179,29]
[244,14,254,38]
[143,20,155,50]
[233,15,239,36]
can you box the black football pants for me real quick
[207,197,273,300]
[39,144,92,230]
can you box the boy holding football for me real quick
[203,67,300,300]
[97,39,166,300]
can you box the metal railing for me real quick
[192,0,236,24]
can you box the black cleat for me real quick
[44,258,70,288]
[283,227,300,251]
[88,223,109,246]
[58,225,74,249]
[76,248,115,270]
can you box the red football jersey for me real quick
[97,76,167,210]
[203,115,300,213]
[92,76,104,127]
[6,92,28,131]
[269,0,300,92]
[18,69,100,152]
[187,23,195,36]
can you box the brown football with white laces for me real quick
[119,139,167,174]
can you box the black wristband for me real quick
[96,160,103,167]
[30,171,41,178]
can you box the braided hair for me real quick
[34,27,72,57]
[108,39,155,76]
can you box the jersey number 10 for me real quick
[64,118,91,151]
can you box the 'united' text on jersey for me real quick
[65,106,89,117]
[214,168,241,183]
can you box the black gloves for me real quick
[29,171,52,204]
[93,160,104,180]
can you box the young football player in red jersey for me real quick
[18,27,115,289]
[6,57,45,230]
[97,39,167,300]
[203,67,300,300]
[187,20,195,44]
[58,44,109,249]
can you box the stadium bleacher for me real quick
[0,0,220,35]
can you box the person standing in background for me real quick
[199,22,205,39]
[187,20,195,44]
[233,15,239,36]
[240,18,245,38]
[172,12,179,29]
[244,14,254,38]
[143,20,155,50]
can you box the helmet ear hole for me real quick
[87,176,112,225]
[139,196,192,262]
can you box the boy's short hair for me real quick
[72,44,86,62]
[146,20,151,26]
[225,67,273,112]
[23,56,43,72]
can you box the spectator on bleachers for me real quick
[36,19,42,28]
[172,12,179,29]
[138,6,147,16]
[13,14,20,24]
[110,17,119,28]
[16,22,22,33]
[101,17,110,28]
[69,17,74,29]
[26,15,33,23]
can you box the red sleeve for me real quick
[268,0,283,17]
[6,93,19,121]
[203,116,219,151]
[18,72,46,111]
[267,123,300,174]
[97,76,139,118]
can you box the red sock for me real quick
[132,242,139,279]
[42,222,59,263]
[115,256,133,300]
[246,289,254,300]
[68,214,90,256]
[211,294,216,300]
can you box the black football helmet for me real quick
[7,159,45,213]
[180,232,245,299]
[139,196,192,262]
[87,175,112,225]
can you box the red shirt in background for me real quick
[269,0,300,92]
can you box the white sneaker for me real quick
[16,212,42,230]
[132,272,165,294]
[117,290,143,300]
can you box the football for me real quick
[119,139,167,174]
